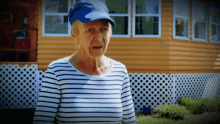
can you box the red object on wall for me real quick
[15,38,30,49]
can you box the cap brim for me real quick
[78,11,116,27]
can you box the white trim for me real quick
[192,0,207,42]
[42,0,71,37]
[211,22,220,25]
[43,0,131,38]
[175,16,189,20]
[108,14,129,16]
[209,4,220,44]
[135,14,159,16]
[109,0,131,38]
[133,0,161,38]
[173,0,190,40]
[74,0,131,38]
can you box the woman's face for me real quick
[72,20,112,58]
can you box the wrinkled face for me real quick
[72,20,112,58]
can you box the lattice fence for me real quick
[130,73,220,112]
[0,64,38,109]
[0,64,220,113]
[129,73,173,112]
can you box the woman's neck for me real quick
[70,50,111,75]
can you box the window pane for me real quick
[106,0,128,13]
[193,1,206,21]
[211,24,217,40]
[110,16,128,35]
[210,5,220,23]
[45,15,68,34]
[45,0,68,13]
[175,18,188,37]
[135,16,159,35]
[194,21,206,39]
[175,0,188,17]
[136,0,159,14]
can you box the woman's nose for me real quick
[94,31,102,41]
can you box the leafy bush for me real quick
[180,97,193,106]
[182,97,220,113]
[200,98,213,112]
[154,104,188,120]
[212,97,220,112]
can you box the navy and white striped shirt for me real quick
[33,56,136,124]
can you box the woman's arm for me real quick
[33,67,61,124]
[121,69,137,124]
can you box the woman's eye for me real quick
[104,28,108,31]
[103,28,108,32]
[88,29,93,33]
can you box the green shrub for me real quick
[184,97,220,113]
[195,99,206,114]
[185,100,197,114]
[212,97,220,112]
[154,104,188,120]
[181,97,193,106]
[200,97,213,112]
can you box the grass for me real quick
[135,110,220,124]
[134,97,220,124]
[136,112,179,124]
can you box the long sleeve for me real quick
[33,67,61,124]
[121,69,137,124]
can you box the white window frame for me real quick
[73,0,131,38]
[192,0,207,42]
[133,0,161,38]
[173,0,190,40]
[209,4,220,44]
[42,0,71,37]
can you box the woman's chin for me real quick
[89,53,103,58]
[89,48,105,58]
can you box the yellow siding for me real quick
[3,0,219,75]
[167,0,220,74]
[35,0,220,74]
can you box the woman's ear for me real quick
[71,30,80,50]
[71,30,78,41]
[71,30,75,38]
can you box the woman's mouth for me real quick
[92,46,103,49]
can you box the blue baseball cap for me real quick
[68,0,116,27]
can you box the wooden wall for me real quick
[8,0,220,75]
[167,0,220,74]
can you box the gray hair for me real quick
[71,20,80,34]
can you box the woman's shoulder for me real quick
[107,57,127,69]
[47,56,69,68]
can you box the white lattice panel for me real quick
[0,64,38,109]
[129,73,173,112]
[1,64,219,113]
[171,73,220,104]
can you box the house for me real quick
[0,0,220,122]
[0,0,219,74]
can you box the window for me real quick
[74,0,131,37]
[42,0,71,36]
[173,0,190,40]
[209,4,220,43]
[192,0,207,42]
[133,0,161,37]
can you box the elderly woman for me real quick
[33,0,137,124]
